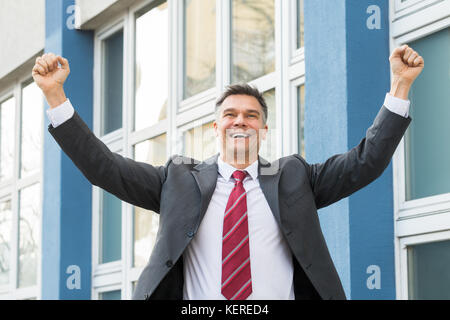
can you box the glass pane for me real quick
[135,2,168,131]
[0,200,12,286]
[231,0,275,83]
[298,85,305,158]
[407,240,450,299]
[100,190,122,264]
[18,184,40,288]
[100,290,121,300]
[258,89,276,162]
[102,29,124,136]
[183,0,216,99]
[0,97,15,181]
[183,122,216,161]
[20,82,43,178]
[297,0,304,48]
[404,27,450,201]
[133,134,166,268]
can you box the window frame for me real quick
[0,73,44,300]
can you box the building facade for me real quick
[0,0,448,300]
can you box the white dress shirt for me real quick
[183,157,295,299]
[47,93,410,300]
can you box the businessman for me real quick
[32,45,423,300]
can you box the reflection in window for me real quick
[258,89,276,162]
[0,97,15,182]
[100,290,121,300]
[20,82,43,178]
[404,27,450,201]
[18,184,40,288]
[135,1,168,131]
[297,0,304,49]
[408,240,450,299]
[183,0,216,99]
[133,135,166,268]
[183,122,216,161]
[298,86,305,158]
[0,200,12,286]
[100,190,122,264]
[102,29,124,136]
[231,0,275,83]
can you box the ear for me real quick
[260,124,268,141]
[213,121,219,137]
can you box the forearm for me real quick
[389,77,412,100]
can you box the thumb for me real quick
[57,56,70,71]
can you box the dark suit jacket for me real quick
[49,105,411,300]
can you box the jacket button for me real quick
[166,260,173,268]
[187,231,195,238]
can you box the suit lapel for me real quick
[257,156,282,227]
[191,154,220,229]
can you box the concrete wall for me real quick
[0,0,45,89]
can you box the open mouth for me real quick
[230,133,252,139]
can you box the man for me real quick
[32,45,424,300]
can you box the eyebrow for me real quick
[222,108,261,115]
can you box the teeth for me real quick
[232,133,250,138]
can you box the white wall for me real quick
[0,0,45,88]
[76,0,139,30]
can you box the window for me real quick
[133,135,166,268]
[0,80,43,299]
[407,239,450,299]
[258,89,276,162]
[231,0,275,84]
[183,0,216,99]
[101,29,124,136]
[100,190,122,264]
[182,122,216,161]
[0,200,12,286]
[0,97,15,182]
[391,0,450,300]
[297,0,304,49]
[404,27,450,201]
[134,1,168,131]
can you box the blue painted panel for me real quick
[42,0,94,300]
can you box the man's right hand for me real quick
[32,53,70,108]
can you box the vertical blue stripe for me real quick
[42,0,94,300]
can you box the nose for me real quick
[233,113,247,127]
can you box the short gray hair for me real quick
[215,84,268,124]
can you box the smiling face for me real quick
[214,94,268,167]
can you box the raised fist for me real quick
[32,53,70,94]
[389,45,424,85]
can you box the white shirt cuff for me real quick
[46,99,75,128]
[383,93,410,118]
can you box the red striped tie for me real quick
[221,170,252,300]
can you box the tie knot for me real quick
[232,170,247,183]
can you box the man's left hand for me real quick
[390,45,424,85]
[389,45,424,99]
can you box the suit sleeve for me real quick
[296,106,411,210]
[49,111,169,213]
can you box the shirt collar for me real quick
[217,155,259,181]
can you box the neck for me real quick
[220,151,259,169]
